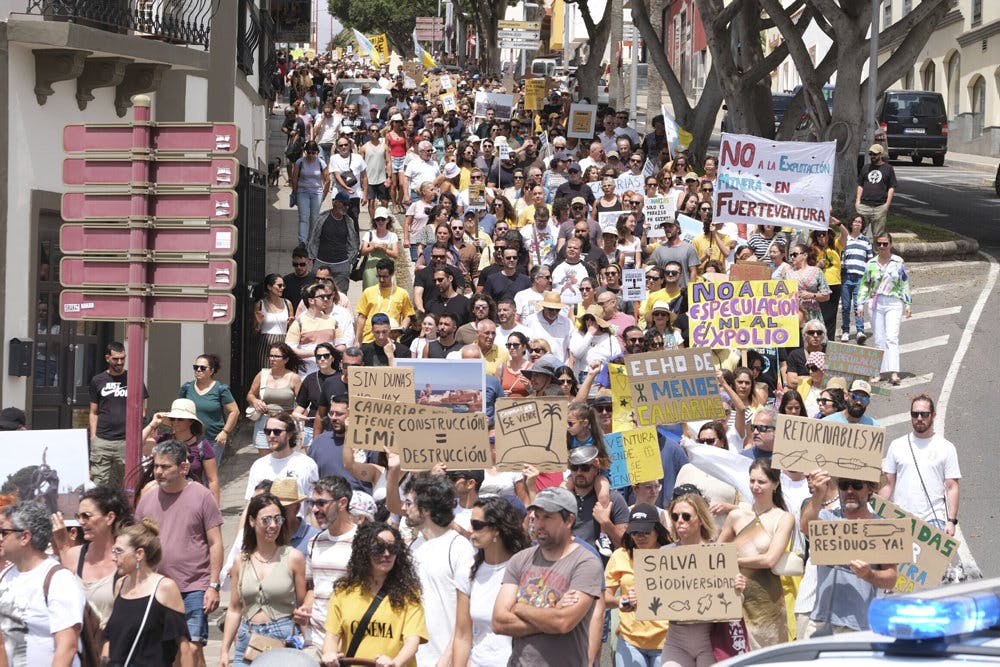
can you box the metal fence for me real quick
[230,164,268,399]
[26,0,213,48]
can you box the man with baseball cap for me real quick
[555,161,596,207]
[493,486,603,666]
[567,446,630,557]
[825,379,879,425]
[855,143,896,238]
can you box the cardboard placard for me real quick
[398,410,492,470]
[687,280,800,349]
[440,93,457,112]
[729,262,773,282]
[772,414,886,482]
[868,496,960,592]
[427,73,443,98]
[621,268,646,302]
[825,341,884,379]
[494,398,569,472]
[606,427,664,489]
[348,367,415,402]
[567,103,598,139]
[439,74,453,90]
[608,363,634,432]
[634,544,742,622]
[597,211,619,235]
[347,397,450,452]
[616,173,644,196]
[807,518,913,565]
[626,349,726,428]
[523,78,546,111]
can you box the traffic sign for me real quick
[415,16,444,24]
[63,122,239,154]
[61,190,237,221]
[60,223,237,256]
[63,156,239,188]
[60,291,235,324]
[60,258,236,290]
[499,39,540,50]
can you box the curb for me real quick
[944,157,996,176]
[895,234,980,261]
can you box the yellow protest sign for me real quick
[608,364,634,432]
[370,33,390,61]
[523,78,546,111]
[607,427,663,488]
[687,280,800,349]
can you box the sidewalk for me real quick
[945,150,997,175]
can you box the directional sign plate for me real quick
[61,224,237,256]
[60,291,235,324]
[63,157,239,188]
[60,258,236,290]
[63,122,239,154]
[499,40,541,50]
[61,190,237,221]
[498,20,540,31]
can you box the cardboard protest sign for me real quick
[347,397,450,452]
[825,341,884,380]
[598,211,619,235]
[475,91,514,120]
[869,496,960,592]
[348,366,415,402]
[729,262,773,282]
[643,196,676,230]
[717,133,836,231]
[621,268,646,302]
[468,183,486,209]
[493,398,569,472]
[772,414,886,482]
[807,518,913,566]
[439,74,453,90]
[606,427,663,489]
[608,364,634,432]
[616,172,644,195]
[687,280,800,349]
[567,103,598,139]
[626,349,726,427]
[635,544,742,622]
[427,73,443,98]
[398,410,492,470]
[523,78,546,111]
[0,429,89,516]
[440,93,457,112]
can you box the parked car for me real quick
[330,78,378,99]
[720,92,796,134]
[995,162,1000,197]
[876,89,948,166]
[342,87,392,113]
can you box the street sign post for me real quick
[63,122,239,153]
[60,291,236,324]
[60,258,237,290]
[415,16,445,41]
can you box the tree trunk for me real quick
[644,0,666,122]
[608,0,624,109]
[573,0,612,104]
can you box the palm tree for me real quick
[541,403,563,452]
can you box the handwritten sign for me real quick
[608,364,634,432]
[626,349,726,427]
[717,133,836,231]
[773,414,886,482]
[868,497,959,592]
[440,93,457,113]
[825,341,884,380]
[635,544,742,622]
[348,367,415,402]
[598,211,619,235]
[439,74,453,90]
[399,410,492,470]
[642,196,676,232]
[493,398,568,472]
[523,78,546,110]
[687,280,800,349]
[807,518,912,565]
[347,397,449,452]
[729,262,773,282]
[606,427,663,489]
[567,103,597,139]
[621,268,646,302]
[616,173,644,195]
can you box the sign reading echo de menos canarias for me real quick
[687,280,800,348]
[716,133,836,232]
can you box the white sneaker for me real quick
[841,332,850,342]
[857,331,867,345]
[595,533,613,557]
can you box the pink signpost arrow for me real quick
[63,122,239,154]
[63,156,239,188]
[60,291,236,324]
[60,224,237,256]
[60,258,237,290]
[62,190,237,221]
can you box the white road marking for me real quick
[899,335,950,354]
[894,193,930,206]
[938,251,1000,431]
[888,372,934,389]
[897,207,948,218]
[911,280,976,295]
[910,306,961,320]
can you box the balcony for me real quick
[24,0,213,48]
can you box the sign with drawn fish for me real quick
[634,544,742,622]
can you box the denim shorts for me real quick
[182,589,209,643]
[234,616,295,663]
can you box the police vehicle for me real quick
[718,578,1000,665]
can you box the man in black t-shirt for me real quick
[413,242,466,312]
[88,342,147,488]
[426,268,470,325]
[282,246,315,310]
[424,313,465,359]
[855,143,896,239]
[554,163,596,206]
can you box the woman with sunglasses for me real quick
[177,353,238,463]
[591,176,623,222]
[719,459,795,650]
[359,208,400,289]
[290,140,330,245]
[451,497,530,666]
[553,365,579,399]
[321,522,426,666]
[604,504,671,667]
[661,492,748,666]
[247,342,303,455]
[490,195,518,230]
[142,399,221,505]
[291,342,343,449]
[501,169,525,205]
[527,338,551,363]
[788,243,831,324]
[795,351,828,416]
[497,332,533,398]
[50,486,134,630]
[816,386,847,418]
[810,224,847,338]
[676,422,742,534]
[219,493,307,664]
[858,232,911,385]
[768,240,794,280]
[569,305,623,380]
[254,273,295,374]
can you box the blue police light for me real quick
[869,590,1000,640]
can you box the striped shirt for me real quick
[841,233,873,277]
[307,525,357,648]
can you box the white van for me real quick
[530,59,557,78]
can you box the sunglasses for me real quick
[315,353,333,360]
[370,540,400,556]
[911,410,931,419]
[192,364,210,372]
[851,392,871,405]
[670,512,693,522]
[837,480,866,491]
[313,293,332,300]
[789,251,803,257]
[371,314,390,324]
[750,424,775,432]
[569,464,593,472]
[470,519,493,531]
[804,330,824,336]
[593,404,613,413]
[306,498,332,508]
[505,342,522,349]
[256,515,284,527]
[696,437,717,445]
[263,428,288,436]
[877,241,891,247]
[529,347,546,354]
[816,398,834,405]
[807,365,821,372]
[663,270,680,277]
[293,262,308,267]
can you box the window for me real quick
[946,51,961,119]
[902,0,912,14]
[882,0,892,26]
[972,0,982,27]
[970,76,985,137]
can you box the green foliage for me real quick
[2,466,38,496]
[328,0,438,38]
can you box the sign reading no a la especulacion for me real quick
[716,133,836,232]
[687,280,800,349]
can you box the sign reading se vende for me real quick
[687,280,800,349]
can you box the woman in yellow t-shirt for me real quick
[810,222,847,339]
[322,522,427,666]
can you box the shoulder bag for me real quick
[120,576,164,667]
[345,584,388,658]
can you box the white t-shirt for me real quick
[551,261,590,305]
[524,312,573,362]
[244,451,319,504]
[305,526,357,648]
[410,529,475,664]
[0,560,85,667]
[329,152,367,199]
[882,433,961,522]
[455,560,513,666]
[514,288,545,322]
[404,157,441,196]
[480,470,523,497]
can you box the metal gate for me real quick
[230,164,267,399]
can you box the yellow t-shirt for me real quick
[515,203,552,229]
[638,286,682,327]
[325,585,427,666]
[816,239,844,287]
[356,285,416,343]
[691,233,734,273]
[604,548,670,649]
[482,344,510,376]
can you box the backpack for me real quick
[43,564,103,667]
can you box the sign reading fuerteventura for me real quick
[715,133,836,231]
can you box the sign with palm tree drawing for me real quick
[494,398,569,472]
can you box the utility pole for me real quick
[865,0,881,151]
[609,0,624,108]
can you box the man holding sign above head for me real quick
[800,470,898,637]
[646,218,699,287]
